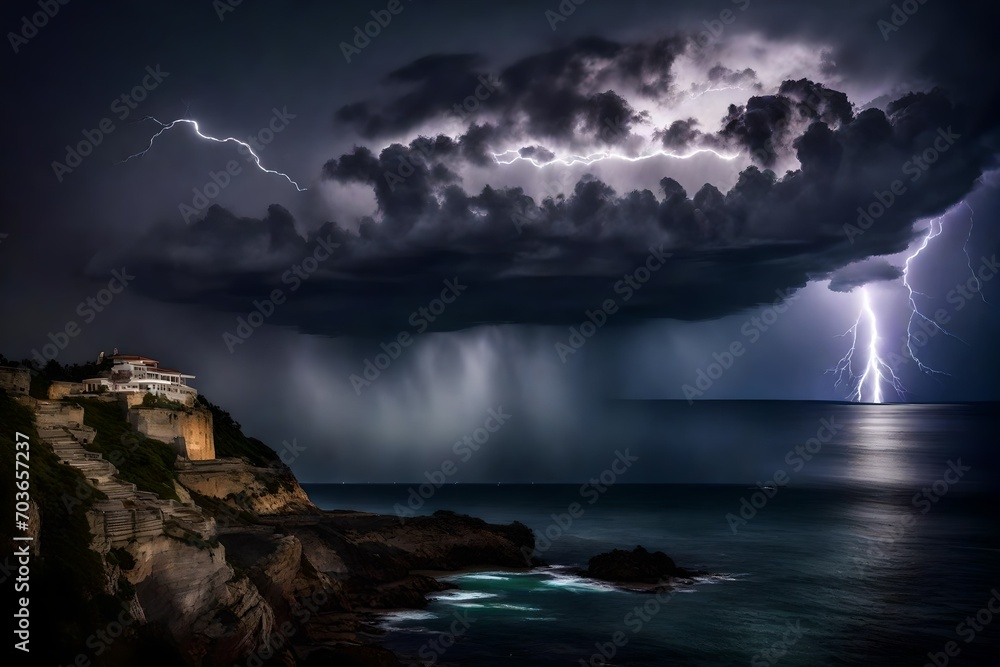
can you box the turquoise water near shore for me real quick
[304,403,1000,665]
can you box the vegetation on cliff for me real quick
[0,393,184,665]
[70,397,181,502]
[196,394,282,467]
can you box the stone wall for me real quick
[35,402,85,428]
[128,407,215,460]
[121,393,145,409]
[117,389,196,408]
[0,366,30,396]
[48,380,86,400]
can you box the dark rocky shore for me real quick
[1,363,696,666]
[0,387,538,667]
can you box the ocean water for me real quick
[303,403,1000,666]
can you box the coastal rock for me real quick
[581,545,703,589]
[19,388,538,666]
[176,457,316,515]
[268,509,535,610]
[124,534,275,665]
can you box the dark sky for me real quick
[2,0,999,481]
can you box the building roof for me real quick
[111,354,159,364]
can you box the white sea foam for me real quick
[493,603,542,611]
[540,573,619,593]
[430,590,500,602]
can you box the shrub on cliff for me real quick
[70,398,180,501]
[196,395,281,467]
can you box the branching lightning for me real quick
[901,216,962,378]
[962,201,988,304]
[828,287,906,403]
[118,117,307,191]
[490,146,740,168]
[831,201,988,401]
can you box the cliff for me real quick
[128,405,216,460]
[175,457,315,515]
[1,371,536,667]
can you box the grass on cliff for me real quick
[197,395,281,467]
[69,398,180,502]
[0,393,115,659]
[1,394,189,665]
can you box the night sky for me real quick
[2,0,999,481]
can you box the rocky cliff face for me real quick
[26,393,537,666]
[175,457,316,515]
[124,536,275,665]
[128,406,216,460]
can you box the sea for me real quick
[303,402,1000,666]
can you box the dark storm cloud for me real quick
[581,90,648,145]
[654,118,707,151]
[707,65,759,87]
[94,84,993,337]
[332,53,488,138]
[719,80,854,167]
[518,145,557,163]
[827,259,904,292]
[333,36,684,145]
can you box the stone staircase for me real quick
[33,400,215,547]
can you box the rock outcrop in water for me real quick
[5,385,536,667]
[581,545,704,590]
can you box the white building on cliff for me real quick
[83,354,198,406]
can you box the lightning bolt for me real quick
[902,211,972,378]
[681,83,751,102]
[490,147,740,168]
[118,117,307,191]
[962,201,988,304]
[828,287,906,403]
